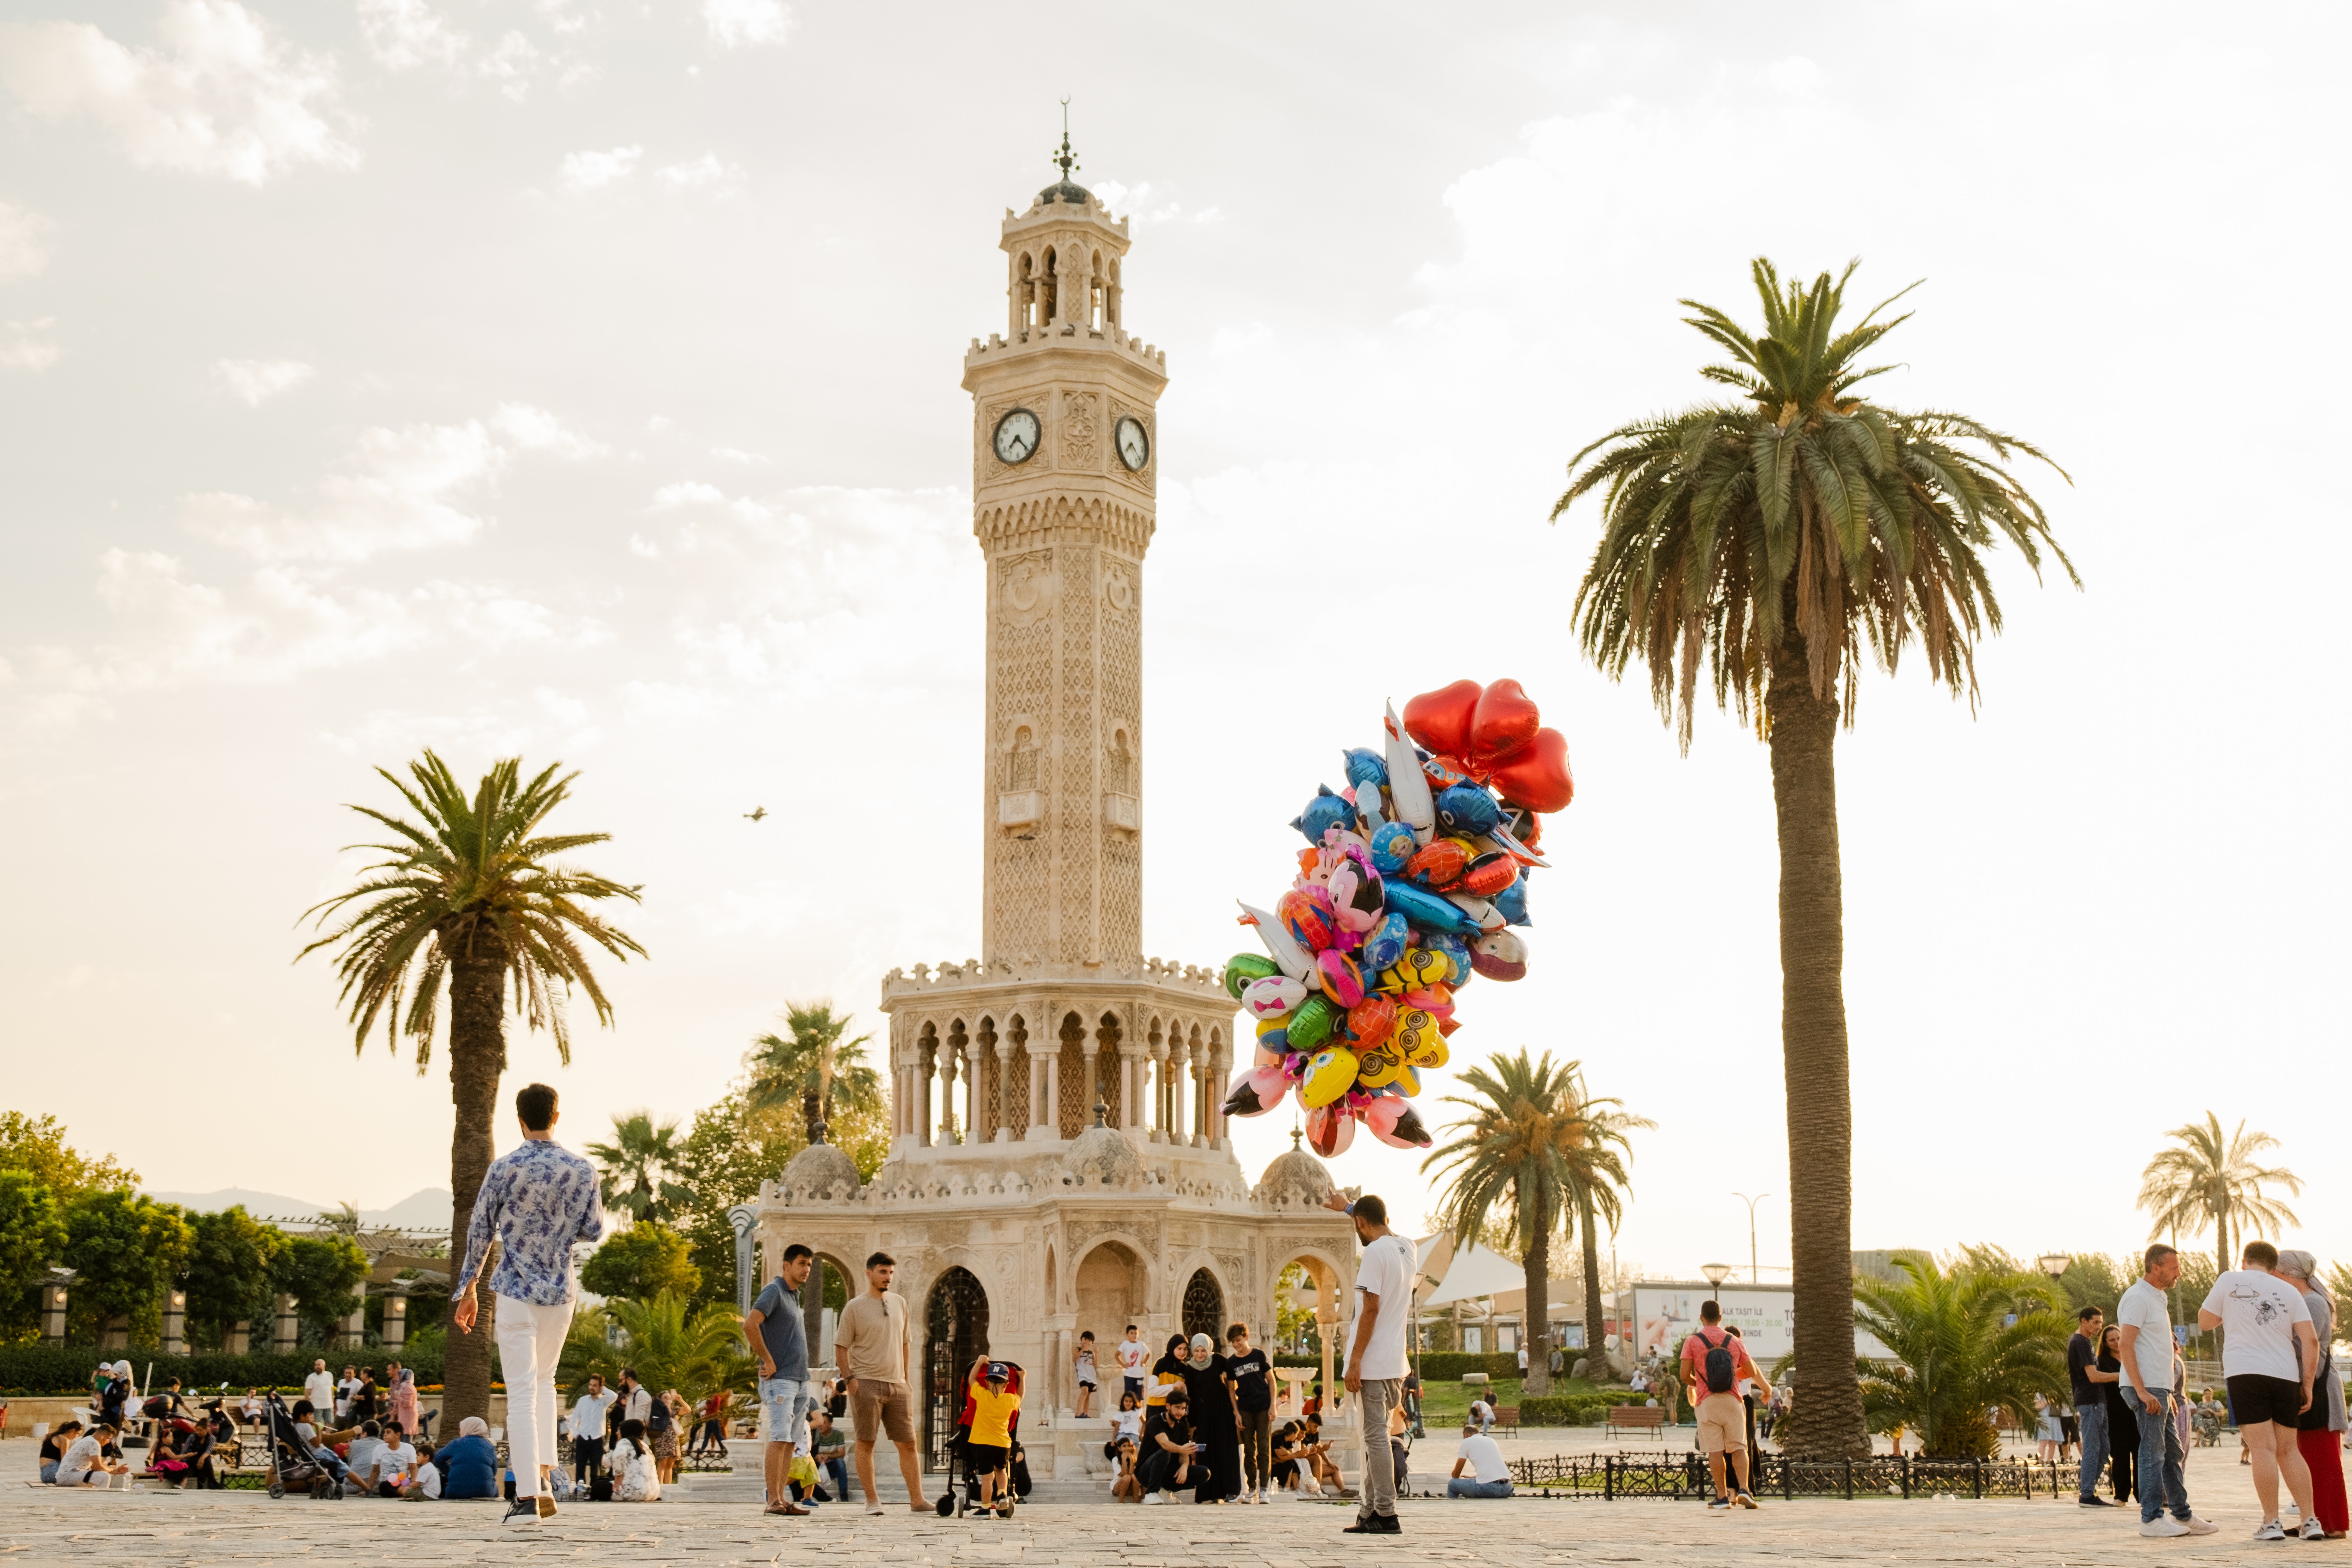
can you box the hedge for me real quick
[0,1344,450,1396]
[1514,1393,1617,1427]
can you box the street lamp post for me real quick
[1734,1193,1772,1283]
[1701,1262,1732,1292]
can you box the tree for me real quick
[271,1233,370,1341]
[1852,1255,2068,1458]
[557,1290,753,1407]
[586,1112,689,1227]
[671,1086,885,1315]
[2137,1112,2303,1276]
[0,1112,138,1201]
[63,1190,193,1344]
[182,1206,289,1348]
[0,1171,67,1336]
[579,1221,701,1303]
[298,750,646,1426]
[745,1001,882,1133]
[1554,260,2073,1456]
[1422,1049,1650,1396]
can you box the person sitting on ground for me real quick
[808,1410,850,1503]
[1105,1389,1145,1479]
[607,1417,661,1502]
[1296,1413,1353,1496]
[431,1416,501,1500]
[962,1355,1022,1519]
[344,1419,386,1491]
[366,1420,420,1498]
[1110,1428,1144,1502]
[58,1422,129,1488]
[413,1443,442,1499]
[1271,1421,1316,1496]
[1447,1421,1514,1498]
[38,1419,84,1484]
[1138,1387,1202,1504]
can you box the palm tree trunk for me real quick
[1766,645,1869,1460]
[444,941,508,1428]
[1525,1200,1552,1398]
[1579,1185,1606,1381]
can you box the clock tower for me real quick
[964,139,1167,968]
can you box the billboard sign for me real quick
[1631,1283,1892,1365]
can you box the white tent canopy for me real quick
[1419,1240,1525,1307]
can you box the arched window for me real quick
[923,1268,991,1467]
[1182,1267,1225,1343]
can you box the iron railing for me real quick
[1508,1451,2087,1501]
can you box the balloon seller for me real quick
[1219,678,1574,1158]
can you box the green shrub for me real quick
[0,1342,449,1395]
[1412,1351,1524,1382]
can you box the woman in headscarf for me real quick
[1178,1331,1243,1502]
[388,1364,419,1441]
[1148,1334,1188,1415]
[2276,1251,2347,1539]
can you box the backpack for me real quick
[1698,1330,1738,1395]
[646,1397,672,1435]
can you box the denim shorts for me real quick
[760,1377,815,1446]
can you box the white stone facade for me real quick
[748,168,1355,1479]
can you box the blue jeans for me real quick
[1448,1477,1513,1498]
[2076,1402,2109,1502]
[819,1455,849,1499]
[2130,1389,2190,1523]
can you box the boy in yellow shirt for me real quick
[963,1358,1021,1518]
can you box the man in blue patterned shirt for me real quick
[452,1082,605,1528]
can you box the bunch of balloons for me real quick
[1220,678,1574,1158]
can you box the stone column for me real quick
[1026,1032,1048,1140]
[338,1301,366,1348]
[273,1292,300,1352]
[1043,1051,1061,1140]
[1205,1042,1229,1147]
[225,1319,250,1355]
[1168,1038,1190,1147]
[1148,1040,1169,1143]
[963,1038,982,1145]
[918,1037,937,1147]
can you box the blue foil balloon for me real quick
[1492,874,1532,927]
[1367,821,1418,876]
[1360,911,1409,972]
[1434,783,1502,839]
[1341,747,1389,790]
[1425,930,1472,985]
[1383,880,1482,936]
[1291,784,1353,845]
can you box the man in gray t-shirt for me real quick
[743,1243,816,1516]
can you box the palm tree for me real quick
[1422,1050,1651,1396]
[299,750,646,1426]
[557,1289,754,1408]
[744,1001,882,1135]
[586,1112,689,1225]
[1852,1255,2069,1458]
[1554,260,2073,1456]
[2138,1112,2303,1276]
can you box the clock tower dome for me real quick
[963,140,1167,968]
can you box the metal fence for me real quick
[1508,1451,2085,1501]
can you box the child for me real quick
[962,1357,1022,1519]
[1074,1332,1099,1418]
[1116,1324,1150,1403]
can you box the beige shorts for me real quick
[1696,1392,1747,1454]
[850,1380,914,1445]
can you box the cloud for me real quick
[184,420,502,561]
[651,479,770,524]
[211,356,312,406]
[656,152,741,191]
[0,317,59,371]
[709,446,768,464]
[491,402,602,458]
[355,0,466,70]
[0,202,54,281]
[1089,179,1222,227]
[477,31,538,99]
[702,0,789,48]
[0,0,359,185]
[559,144,640,190]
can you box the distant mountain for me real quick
[146,1186,453,1231]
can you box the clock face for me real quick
[992,407,1041,466]
[1115,415,1150,472]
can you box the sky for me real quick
[2,0,2347,1288]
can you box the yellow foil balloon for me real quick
[1406,1033,1449,1070]
[1388,1005,1441,1060]
[1384,949,1449,994]
[1354,1040,1408,1089]
[1300,1046,1361,1108]
[1390,1062,1424,1098]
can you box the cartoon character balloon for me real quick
[1219,679,1573,1154]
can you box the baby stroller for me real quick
[933,1361,1028,1517]
[258,1393,341,1500]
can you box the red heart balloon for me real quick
[1401,680,1481,762]
[1467,678,1541,764]
[1487,727,1573,813]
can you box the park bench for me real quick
[1605,1405,1666,1439]
[1494,1406,1520,1431]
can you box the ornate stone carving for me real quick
[998,551,1056,628]
[1062,390,1099,469]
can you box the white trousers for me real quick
[495,1294,574,1498]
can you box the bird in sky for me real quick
[744,807,767,822]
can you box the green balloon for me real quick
[1223,953,1280,1000]
[1286,994,1341,1053]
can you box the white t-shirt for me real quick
[2116,1279,2176,1392]
[417,1461,443,1499]
[1117,1337,1150,1377]
[304,1371,336,1412]
[1110,1408,1143,1441]
[1455,1433,1508,1483]
[58,1435,103,1482]
[376,1441,416,1484]
[2202,1269,2312,1382]
[1352,1232,1418,1380]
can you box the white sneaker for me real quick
[2254,1520,2287,1540]
[2141,1518,2190,1537]
[1143,1493,1164,1506]
[2305,1520,2327,1540]
[2181,1515,2220,1535]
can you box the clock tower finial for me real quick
[1054,97,1078,184]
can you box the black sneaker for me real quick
[2079,1496,2116,1508]
[501,1497,542,1528]
[1342,1514,1402,1534]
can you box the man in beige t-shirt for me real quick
[833,1251,925,1514]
